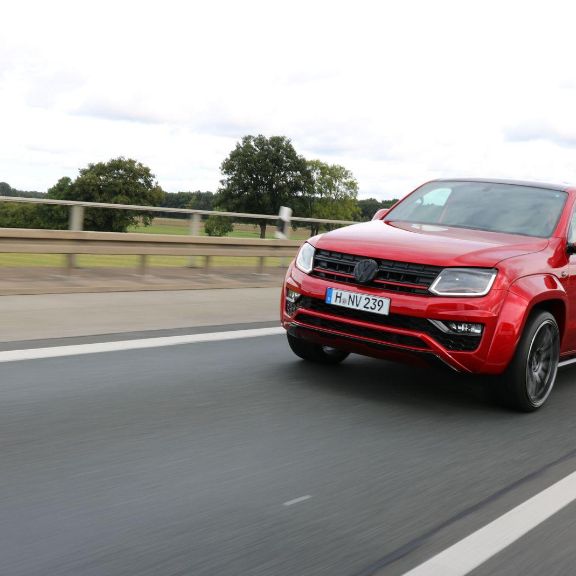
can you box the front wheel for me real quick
[287,333,349,364]
[501,311,559,412]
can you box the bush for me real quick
[204,215,233,237]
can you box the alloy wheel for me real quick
[525,319,559,406]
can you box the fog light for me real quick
[286,289,301,303]
[429,319,483,336]
[285,289,301,316]
[446,322,483,335]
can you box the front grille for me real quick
[296,313,430,350]
[311,249,442,295]
[295,297,481,352]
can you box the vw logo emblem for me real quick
[354,259,379,283]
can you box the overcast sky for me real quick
[1,0,576,200]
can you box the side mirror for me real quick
[372,208,389,221]
[567,242,576,256]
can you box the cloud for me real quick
[505,122,576,148]
[3,0,576,199]
[73,100,167,126]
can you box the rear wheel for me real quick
[287,333,349,364]
[501,311,559,412]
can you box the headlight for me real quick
[429,268,497,296]
[295,242,315,274]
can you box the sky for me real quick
[1,0,576,200]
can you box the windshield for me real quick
[386,181,567,238]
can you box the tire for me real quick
[287,333,350,364]
[500,311,559,412]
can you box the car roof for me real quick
[430,178,572,192]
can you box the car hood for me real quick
[313,221,549,268]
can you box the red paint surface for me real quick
[281,181,576,374]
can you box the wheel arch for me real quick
[484,275,568,373]
[509,274,568,345]
[529,299,566,342]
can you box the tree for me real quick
[218,135,311,238]
[34,177,75,230]
[0,203,41,228]
[162,191,194,212]
[381,198,398,209]
[301,160,360,235]
[0,182,45,198]
[357,197,399,221]
[357,198,382,221]
[161,191,216,217]
[47,157,164,232]
[0,182,46,228]
[187,191,216,211]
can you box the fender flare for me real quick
[485,275,567,372]
[509,274,567,337]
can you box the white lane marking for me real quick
[283,495,312,507]
[401,469,576,576]
[0,327,285,363]
[559,358,576,368]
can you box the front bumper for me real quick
[282,264,527,374]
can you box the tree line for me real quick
[0,135,397,235]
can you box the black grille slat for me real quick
[295,297,481,352]
[311,272,430,294]
[296,313,429,350]
[299,298,429,331]
[312,249,441,294]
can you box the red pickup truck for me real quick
[281,179,576,411]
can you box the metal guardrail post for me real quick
[188,213,202,267]
[275,206,292,239]
[257,257,265,274]
[139,255,148,277]
[275,206,292,267]
[190,213,201,236]
[67,205,84,272]
[204,256,212,270]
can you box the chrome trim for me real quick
[428,319,451,333]
[428,319,482,336]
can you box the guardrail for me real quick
[0,228,303,274]
[0,195,356,273]
[0,195,358,229]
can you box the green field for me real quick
[127,218,312,240]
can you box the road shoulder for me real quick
[0,287,281,343]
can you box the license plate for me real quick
[325,288,390,315]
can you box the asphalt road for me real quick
[3,325,576,576]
